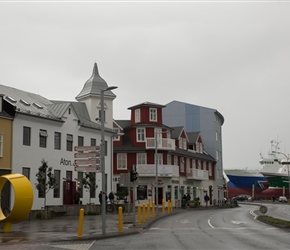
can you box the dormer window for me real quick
[149,108,157,122]
[135,109,140,123]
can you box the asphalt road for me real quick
[90,204,290,250]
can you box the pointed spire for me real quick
[76,63,116,100]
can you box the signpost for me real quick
[74,146,101,173]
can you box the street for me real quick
[2,204,290,250]
[91,204,290,250]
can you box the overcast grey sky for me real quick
[1,1,290,170]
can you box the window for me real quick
[186,158,190,173]
[183,138,187,150]
[22,167,30,179]
[23,126,31,146]
[180,157,184,172]
[137,153,146,165]
[167,154,171,165]
[137,185,147,200]
[54,132,61,150]
[78,136,84,146]
[198,160,201,169]
[149,108,157,121]
[137,128,145,142]
[39,130,47,148]
[155,153,163,165]
[209,162,212,176]
[174,156,178,166]
[179,138,182,149]
[192,159,196,169]
[91,138,96,146]
[135,109,140,123]
[117,153,127,170]
[0,134,3,157]
[54,170,60,198]
[66,134,73,151]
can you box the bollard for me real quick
[118,206,123,232]
[152,201,155,218]
[162,199,165,214]
[142,204,146,222]
[138,204,141,224]
[147,202,150,219]
[77,208,84,238]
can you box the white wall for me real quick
[11,107,113,210]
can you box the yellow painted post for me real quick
[171,200,173,212]
[3,222,12,233]
[118,206,123,232]
[162,199,165,214]
[77,208,84,238]
[137,204,141,224]
[152,201,155,218]
[168,200,171,213]
[147,202,150,219]
[142,204,146,222]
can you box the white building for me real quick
[0,63,117,210]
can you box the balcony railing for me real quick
[136,164,179,177]
[145,138,176,150]
[186,168,209,180]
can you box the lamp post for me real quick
[101,86,117,235]
[272,151,290,197]
[155,130,158,216]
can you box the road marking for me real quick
[52,241,95,250]
[231,220,246,224]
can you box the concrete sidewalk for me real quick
[0,209,178,245]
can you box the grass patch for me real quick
[257,215,290,228]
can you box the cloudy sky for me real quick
[1,1,290,170]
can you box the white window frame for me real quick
[113,128,121,141]
[183,138,187,150]
[0,134,3,157]
[167,153,171,165]
[198,160,201,170]
[209,162,212,176]
[137,128,145,142]
[137,153,146,165]
[149,108,157,122]
[186,158,190,173]
[135,109,140,123]
[179,138,182,149]
[180,157,184,172]
[174,156,178,166]
[192,159,196,169]
[155,153,163,165]
[117,153,127,170]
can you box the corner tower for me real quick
[76,63,116,129]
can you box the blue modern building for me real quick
[162,100,225,199]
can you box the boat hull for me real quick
[261,172,290,198]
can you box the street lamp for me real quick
[101,86,118,235]
[272,151,290,197]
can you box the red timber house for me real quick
[112,102,216,207]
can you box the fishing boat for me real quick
[261,158,290,198]
[226,140,283,199]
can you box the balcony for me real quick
[186,168,209,180]
[145,138,175,150]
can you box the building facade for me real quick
[0,63,117,210]
[162,100,225,200]
[113,102,217,207]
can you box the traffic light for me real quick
[130,169,138,182]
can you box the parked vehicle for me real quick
[233,195,252,201]
[278,196,287,203]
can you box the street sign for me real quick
[74,159,101,165]
[74,146,101,152]
[74,152,101,158]
[74,165,101,172]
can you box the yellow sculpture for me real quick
[0,174,33,232]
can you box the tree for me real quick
[35,159,56,219]
[82,173,98,204]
